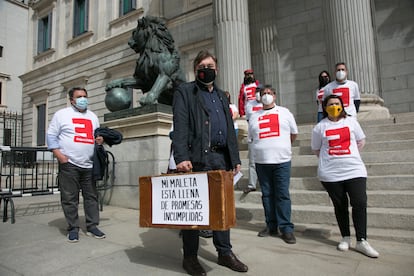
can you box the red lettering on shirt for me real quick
[252,106,263,112]
[326,127,351,155]
[72,118,94,144]
[332,87,350,107]
[317,89,324,104]
[258,113,280,139]
[245,86,256,101]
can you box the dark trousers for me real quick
[58,162,99,232]
[321,177,367,241]
[255,161,294,233]
[183,150,233,257]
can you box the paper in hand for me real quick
[233,171,243,185]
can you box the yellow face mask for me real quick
[326,105,343,118]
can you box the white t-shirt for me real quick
[168,124,176,170]
[245,100,263,121]
[229,103,239,130]
[311,116,367,182]
[47,106,100,168]
[242,82,259,114]
[316,88,324,112]
[248,105,298,164]
[322,80,360,116]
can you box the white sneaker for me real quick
[337,236,351,251]
[355,239,379,258]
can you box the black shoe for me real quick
[182,256,206,276]
[218,252,248,272]
[243,187,256,194]
[199,230,213,238]
[281,232,296,244]
[257,227,278,237]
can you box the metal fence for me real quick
[0,147,115,223]
[0,111,23,147]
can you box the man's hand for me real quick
[95,135,104,145]
[233,164,241,175]
[52,149,68,164]
[177,161,193,172]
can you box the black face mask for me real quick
[196,68,216,85]
[244,76,255,85]
[319,76,330,88]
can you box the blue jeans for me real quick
[256,161,294,233]
[317,112,324,123]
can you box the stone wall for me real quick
[374,0,414,113]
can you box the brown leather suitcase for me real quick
[139,170,236,230]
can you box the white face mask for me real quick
[261,94,274,105]
[336,70,346,81]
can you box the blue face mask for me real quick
[75,97,88,110]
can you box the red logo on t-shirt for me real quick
[332,87,350,107]
[252,106,263,112]
[72,118,94,144]
[326,127,351,155]
[258,113,280,139]
[245,86,256,101]
[317,89,324,104]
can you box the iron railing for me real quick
[0,147,115,223]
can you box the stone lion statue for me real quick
[105,16,185,110]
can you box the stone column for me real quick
[213,0,251,101]
[248,0,279,102]
[322,0,389,119]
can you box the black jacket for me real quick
[94,127,123,147]
[172,81,241,168]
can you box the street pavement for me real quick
[0,195,413,276]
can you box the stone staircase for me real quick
[235,112,414,243]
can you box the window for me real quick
[0,82,2,105]
[119,0,136,16]
[0,46,3,57]
[36,104,46,146]
[74,0,89,37]
[37,12,52,53]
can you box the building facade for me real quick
[19,0,414,146]
[0,0,29,146]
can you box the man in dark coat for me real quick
[173,50,248,275]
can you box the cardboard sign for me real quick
[151,173,209,225]
[139,170,236,230]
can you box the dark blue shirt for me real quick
[201,88,228,147]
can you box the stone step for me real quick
[297,121,414,136]
[294,130,414,147]
[241,145,414,162]
[235,190,414,208]
[290,150,414,165]
[296,112,414,132]
[235,202,414,230]
[291,139,414,154]
[288,163,414,177]
[286,175,414,191]
[236,220,414,244]
[236,167,414,190]
[392,112,414,124]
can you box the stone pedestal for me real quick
[101,108,173,209]
[358,94,390,121]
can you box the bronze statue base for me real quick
[104,104,172,122]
